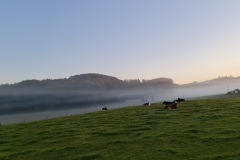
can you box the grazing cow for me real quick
[164,101,177,109]
[162,101,174,105]
[143,102,151,106]
[175,98,185,103]
[162,101,177,109]
[101,107,108,111]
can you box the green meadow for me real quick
[1,97,240,160]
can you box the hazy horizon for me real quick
[1,1,240,85]
[0,72,239,86]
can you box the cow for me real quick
[175,98,185,103]
[162,101,178,109]
[162,101,175,105]
[101,107,108,111]
[143,102,151,106]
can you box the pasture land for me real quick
[1,97,240,160]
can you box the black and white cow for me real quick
[143,102,151,106]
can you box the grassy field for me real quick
[1,97,240,160]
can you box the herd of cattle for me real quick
[102,98,185,111]
[143,97,185,109]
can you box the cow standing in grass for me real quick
[101,107,108,111]
[143,102,151,106]
[162,101,177,109]
[175,98,185,103]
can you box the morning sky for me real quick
[0,0,240,84]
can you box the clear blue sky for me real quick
[1,0,240,84]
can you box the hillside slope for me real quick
[1,98,240,160]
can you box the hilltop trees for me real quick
[0,73,175,91]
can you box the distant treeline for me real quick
[0,73,174,90]
[1,74,239,90]
[183,76,240,87]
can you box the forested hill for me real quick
[0,73,174,90]
[182,76,240,87]
[1,74,240,91]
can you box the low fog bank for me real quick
[136,82,240,102]
[0,82,239,116]
[179,82,240,98]
[0,87,172,115]
[0,88,144,115]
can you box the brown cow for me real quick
[163,101,177,109]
